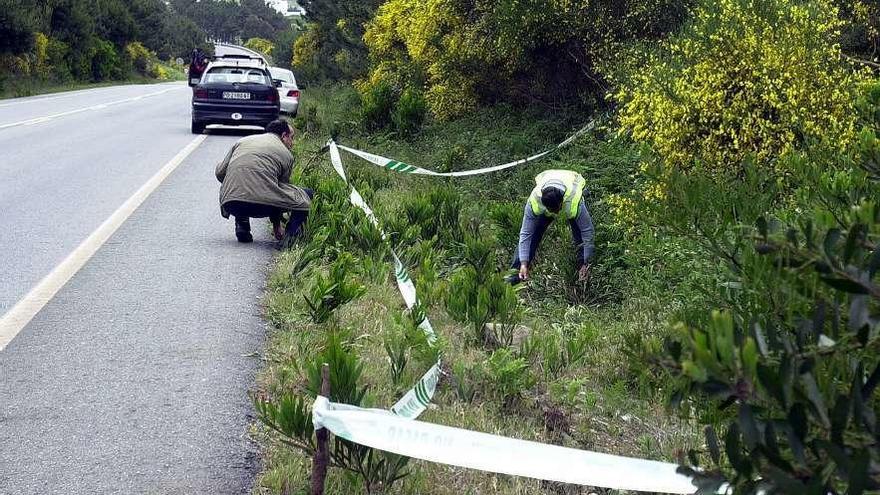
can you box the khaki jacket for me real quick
[215,133,311,217]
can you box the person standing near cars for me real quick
[506,169,594,284]
[188,48,207,86]
[215,119,313,243]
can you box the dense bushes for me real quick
[611,0,869,178]
[602,0,880,489]
[662,86,880,493]
[91,39,123,80]
[360,0,691,121]
[290,0,383,83]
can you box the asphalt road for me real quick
[0,81,276,493]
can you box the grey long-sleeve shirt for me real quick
[518,200,595,264]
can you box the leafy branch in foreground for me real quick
[666,123,880,494]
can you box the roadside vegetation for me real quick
[0,0,300,98]
[254,85,704,494]
[248,0,880,493]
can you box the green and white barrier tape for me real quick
[329,140,441,419]
[337,120,596,177]
[312,396,699,494]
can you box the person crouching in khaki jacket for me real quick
[215,119,312,243]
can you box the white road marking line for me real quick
[0,87,185,130]
[0,83,181,108]
[0,134,208,351]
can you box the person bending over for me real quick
[215,119,312,243]
[507,169,595,284]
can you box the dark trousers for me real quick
[509,215,586,270]
[225,188,314,238]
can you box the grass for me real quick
[0,63,186,100]
[251,84,704,494]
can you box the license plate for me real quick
[223,92,250,100]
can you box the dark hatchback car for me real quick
[190,55,280,134]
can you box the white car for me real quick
[269,67,300,116]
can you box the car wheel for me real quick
[191,120,205,134]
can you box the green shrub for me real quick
[69,41,97,81]
[306,335,368,405]
[445,223,521,344]
[360,79,395,130]
[383,322,410,386]
[488,202,522,250]
[91,39,122,81]
[666,88,880,493]
[303,253,367,324]
[46,37,72,82]
[408,186,462,244]
[451,361,483,403]
[125,41,152,76]
[392,87,427,135]
[521,326,592,378]
[485,348,535,405]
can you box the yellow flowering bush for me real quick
[149,64,169,80]
[125,41,153,75]
[613,0,870,177]
[244,37,274,59]
[292,23,337,83]
[32,32,49,78]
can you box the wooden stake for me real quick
[310,363,330,495]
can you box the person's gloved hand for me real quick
[578,263,591,283]
[519,263,529,281]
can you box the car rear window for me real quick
[204,67,271,85]
[270,70,296,84]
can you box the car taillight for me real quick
[287,90,300,98]
[193,88,208,99]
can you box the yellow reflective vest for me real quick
[528,170,586,220]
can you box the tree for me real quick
[95,0,137,47]
[241,15,275,41]
[50,0,98,80]
[292,0,383,82]
[271,24,302,70]
[0,0,46,54]
[160,15,210,60]
[170,0,288,43]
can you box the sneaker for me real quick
[504,273,522,285]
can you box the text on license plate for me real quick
[223,92,250,100]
